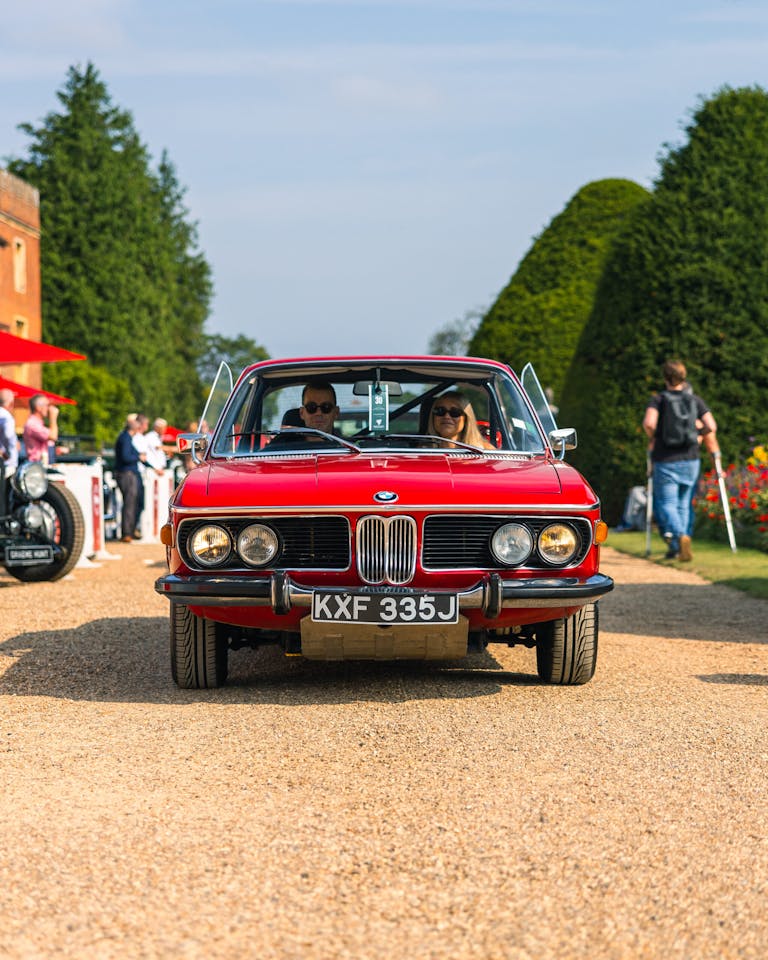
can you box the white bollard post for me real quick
[53,461,101,568]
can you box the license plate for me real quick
[312,591,458,625]
[5,545,54,566]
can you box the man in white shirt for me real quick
[144,418,168,473]
[131,413,150,539]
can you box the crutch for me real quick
[645,452,653,557]
[712,450,737,552]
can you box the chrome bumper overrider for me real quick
[155,571,614,616]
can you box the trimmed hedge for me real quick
[469,179,649,399]
[560,86,768,523]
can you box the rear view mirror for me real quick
[353,380,403,396]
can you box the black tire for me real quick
[536,602,598,685]
[6,483,86,582]
[170,602,229,689]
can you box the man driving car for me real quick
[299,381,339,435]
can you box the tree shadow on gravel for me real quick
[600,582,768,644]
[0,618,543,705]
[697,673,768,685]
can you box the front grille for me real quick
[422,515,591,569]
[179,516,350,570]
[356,515,417,585]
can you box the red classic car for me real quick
[155,356,613,688]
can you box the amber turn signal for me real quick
[594,521,608,544]
[160,523,174,547]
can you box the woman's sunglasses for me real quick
[303,401,335,414]
[433,405,465,419]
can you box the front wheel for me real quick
[170,602,229,688]
[536,603,598,685]
[5,482,86,582]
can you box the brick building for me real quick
[0,168,43,429]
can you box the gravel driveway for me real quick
[0,543,766,959]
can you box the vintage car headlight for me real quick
[491,522,534,565]
[237,524,279,567]
[189,525,232,566]
[11,462,48,501]
[538,523,579,565]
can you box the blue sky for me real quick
[2,1,768,359]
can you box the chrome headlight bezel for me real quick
[537,522,579,566]
[490,522,534,566]
[11,462,49,501]
[237,523,279,567]
[188,524,232,567]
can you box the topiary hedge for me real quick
[469,178,649,400]
[559,86,768,523]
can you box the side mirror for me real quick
[178,432,209,464]
[549,428,577,459]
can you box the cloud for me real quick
[3,0,128,47]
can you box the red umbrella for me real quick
[0,375,77,406]
[0,330,86,364]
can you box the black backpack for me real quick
[659,390,698,448]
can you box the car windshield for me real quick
[210,361,547,457]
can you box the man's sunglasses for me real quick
[432,405,465,419]
[303,401,335,414]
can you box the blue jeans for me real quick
[653,459,700,551]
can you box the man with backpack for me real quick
[642,359,717,561]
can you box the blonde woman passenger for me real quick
[428,392,494,449]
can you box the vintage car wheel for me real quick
[170,602,229,689]
[536,603,598,685]
[5,482,86,583]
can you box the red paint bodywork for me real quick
[163,356,605,633]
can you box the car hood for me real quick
[176,454,597,511]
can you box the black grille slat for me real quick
[180,517,350,570]
[423,516,591,569]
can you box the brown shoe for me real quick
[679,534,692,562]
[120,535,133,543]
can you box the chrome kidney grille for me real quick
[356,515,417,584]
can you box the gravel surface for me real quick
[0,543,767,959]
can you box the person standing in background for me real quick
[0,389,19,479]
[22,394,58,465]
[114,415,145,543]
[131,413,150,539]
[144,418,168,474]
[642,360,717,562]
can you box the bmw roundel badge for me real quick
[373,490,398,503]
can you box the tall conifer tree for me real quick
[9,63,212,426]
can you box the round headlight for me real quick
[537,523,579,565]
[189,525,232,566]
[491,522,533,565]
[12,462,48,500]
[237,524,279,567]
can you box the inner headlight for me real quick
[237,524,279,567]
[537,523,579,565]
[20,502,55,537]
[12,462,48,500]
[491,522,533,565]
[189,525,232,566]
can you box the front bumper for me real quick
[154,571,614,617]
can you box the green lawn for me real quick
[606,530,768,600]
